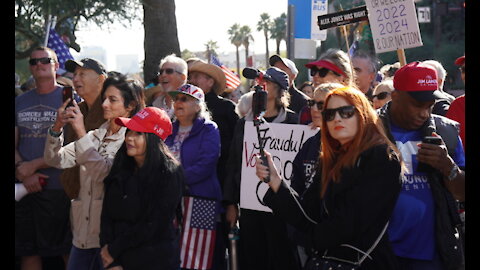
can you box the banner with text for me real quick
[365,0,423,54]
[239,122,318,212]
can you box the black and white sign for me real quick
[417,7,431,23]
[317,5,369,30]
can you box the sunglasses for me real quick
[459,66,465,73]
[372,92,390,100]
[174,95,191,102]
[310,67,340,77]
[29,57,54,66]
[307,99,325,110]
[159,68,181,75]
[322,105,356,122]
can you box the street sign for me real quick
[417,7,431,23]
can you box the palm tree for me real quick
[257,13,271,67]
[239,25,254,67]
[204,40,219,63]
[228,23,242,75]
[270,13,287,55]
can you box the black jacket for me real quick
[378,102,464,270]
[288,85,309,114]
[223,108,298,205]
[264,144,402,270]
[100,167,184,270]
[205,91,239,189]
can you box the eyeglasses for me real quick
[159,68,181,75]
[29,57,54,66]
[310,67,340,77]
[372,92,390,100]
[322,105,356,122]
[307,99,325,110]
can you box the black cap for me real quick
[65,58,107,76]
[263,67,289,90]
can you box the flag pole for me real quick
[44,15,52,46]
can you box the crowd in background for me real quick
[15,45,465,270]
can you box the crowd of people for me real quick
[15,45,465,270]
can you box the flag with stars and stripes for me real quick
[179,196,218,270]
[47,28,74,71]
[210,55,241,90]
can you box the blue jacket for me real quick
[165,118,222,201]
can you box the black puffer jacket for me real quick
[264,144,402,270]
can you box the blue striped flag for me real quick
[210,55,241,90]
[47,28,74,71]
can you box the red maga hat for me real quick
[305,59,346,77]
[393,62,442,102]
[455,55,465,66]
[115,107,172,141]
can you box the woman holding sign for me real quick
[223,67,300,270]
[256,86,403,269]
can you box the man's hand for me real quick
[22,173,49,194]
[100,245,114,268]
[417,133,451,173]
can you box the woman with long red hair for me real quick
[256,86,403,269]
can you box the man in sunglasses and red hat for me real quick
[377,61,465,270]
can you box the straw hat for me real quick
[144,84,165,105]
[188,61,226,95]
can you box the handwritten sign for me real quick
[365,0,423,54]
[239,122,318,212]
[317,6,369,30]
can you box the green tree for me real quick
[142,0,181,82]
[240,25,254,67]
[228,23,243,75]
[204,40,219,63]
[15,0,139,59]
[257,13,271,66]
[270,13,287,55]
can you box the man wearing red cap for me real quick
[377,62,465,270]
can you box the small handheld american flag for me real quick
[211,55,241,90]
[47,28,74,70]
[179,196,218,270]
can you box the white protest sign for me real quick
[239,122,318,212]
[365,0,423,54]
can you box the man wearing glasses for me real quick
[146,54,188,119]
[15,47,72,269]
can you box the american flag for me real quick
[47,28,74,70]
[210,55,241,90]
[180,196,218,270]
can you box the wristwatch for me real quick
[447,163,459,181]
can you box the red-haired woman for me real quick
[256,86,403,269]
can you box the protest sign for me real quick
[365,0,423,54]
[239,122,318,212]
[317,5,369,30]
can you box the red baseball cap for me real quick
[393,61,442,102]
[305,59,346,77]
[455,55,465,66]
[115,107,172,141]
